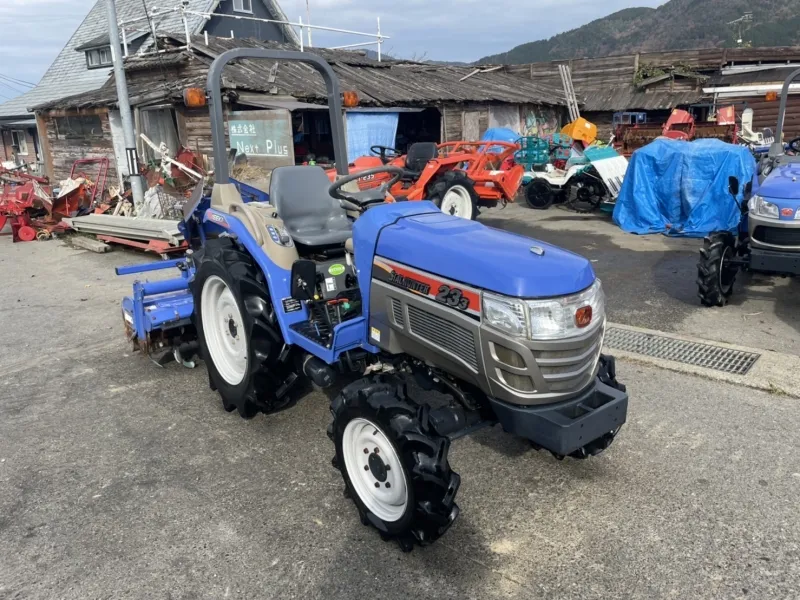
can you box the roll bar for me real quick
[206,49,349,181]
[770,66,800,156]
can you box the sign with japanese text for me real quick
[228,109,294,170]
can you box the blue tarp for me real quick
[613,139,756,237]
[482,128,519,143]
[345,112,399,163]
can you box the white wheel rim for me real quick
[201,275,247,385]
[440,185,472,218]
[342,418,409,522]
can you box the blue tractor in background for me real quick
[118,49,628,551]
[698,68,800,306]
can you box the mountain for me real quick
[477,0,800,64]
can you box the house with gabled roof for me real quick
[0,0,298,173]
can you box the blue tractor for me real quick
[118,49,628,551]
[698,69,800,306]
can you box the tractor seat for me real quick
[270,166,352,247]
[403,142,438,177]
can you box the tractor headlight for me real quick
[749,195,779,219]
[526,279,605,341]
[483,293,529,338]
[482,280,605,341]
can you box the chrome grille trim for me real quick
[407,304,478,371]
[533,326,604,390]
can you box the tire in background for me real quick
[697,231,738,307]
[427,171,480,220]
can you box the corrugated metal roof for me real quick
[580,87,707,112]
[35,35,568,110]
[707,67,800,86]
[0,0,297,119]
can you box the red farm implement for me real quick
[0,168,53,242]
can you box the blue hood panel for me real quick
[759,163,800,200]
[375,211,595,298]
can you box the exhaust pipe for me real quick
[303,355,336,388]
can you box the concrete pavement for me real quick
[1,232,799,599]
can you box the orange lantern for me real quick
[342,90,360,108]
[183,87,207,108]
[766,91,779,102]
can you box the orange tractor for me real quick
[327,141,524,220]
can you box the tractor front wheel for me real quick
[697,232,738,307]
[428,171,479,220]
[191,237,292,417]
[330,375,461,551]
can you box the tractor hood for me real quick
[375,212,595,298]
[758,163,800,200]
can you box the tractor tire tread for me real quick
[696,231,737,308]
[191,237,291,418]
[330,374,460,551]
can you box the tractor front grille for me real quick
[753,225,800,247]
[532,325,604,393]
[407,305,478,371]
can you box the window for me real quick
[232,0,253,13]
[86,46,112,69]
[11,130,28,155]
[54,116,104,140]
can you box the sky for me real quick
[0,0,664,102]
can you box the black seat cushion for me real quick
[405,142,438,174]
[269,166,352,247]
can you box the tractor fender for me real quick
[201,207,305,341]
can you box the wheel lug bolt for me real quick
[363,448,369,454]
[385,465,390,471]
[374,482,380,488]
[374,447,379,454]
[364,465,369,471]
[385,482,391,488]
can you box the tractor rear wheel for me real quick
[697,232,738,307]
[330,375,461,552]
[428,171,479,220]
[524,179,555,209]
[191,237,293,418]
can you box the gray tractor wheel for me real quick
[329,375,460,552]
[697,232,738,307]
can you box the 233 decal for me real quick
[436,284,470,311]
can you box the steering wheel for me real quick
[788,137,800,154]
[328,166,404,212]
[370,145,402,164]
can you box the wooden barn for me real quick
[500,46,800,142]
[32,35,567,184]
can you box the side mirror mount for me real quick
[728,176,740,197]
[291,259,318,301]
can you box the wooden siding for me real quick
[725,95,800,141]
[42,109,118,183]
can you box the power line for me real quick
[0,73,36,87]
[0,80,28,95]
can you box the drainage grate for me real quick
[604,327,760,375]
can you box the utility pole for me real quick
[305,0,313,47]
[106,0,144,205]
